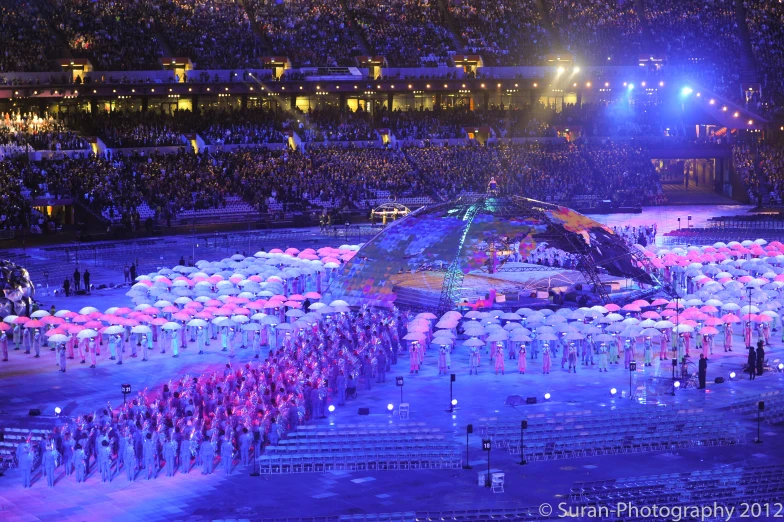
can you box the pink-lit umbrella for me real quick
[24,319,44,328]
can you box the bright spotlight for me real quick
[610,388,617,396]
[778,363,783,371]
[387,403,394,411]
[709,99,715,105]
[54,407,62,415]
[659,81,664,87]
[674,381,681,389]
[557,66,565,74]
[544,392,551,401]
[681,87,693,96]
[627,83,634,90]
[748,120,754,125]
[573,67,580,74]
[328,405,335,412]
[729,371,736,379]
[451,399,458,406]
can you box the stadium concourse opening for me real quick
[327,194,667,312]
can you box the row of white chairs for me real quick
[257,452,461,474]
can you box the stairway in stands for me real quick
[633,0,656,54]
[733,0,759,85]
[240,0,274,56]
[534,0,564,53]
[339,0,373,58]
[435,0,467,55]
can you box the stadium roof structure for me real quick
[326,195,666,312]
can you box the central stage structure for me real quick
[327,195,667,312]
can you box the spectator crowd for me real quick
[733,142,784,207]
[1,112,89,152]
[0,138,667,232]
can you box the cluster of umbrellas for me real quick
[126,247,359,308]
[0,247,367,349]
[2,295,358,348]
[402,295,780,352]
[637,239,784,319]
[640,240,780,269]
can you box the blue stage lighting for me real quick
[681,87,693,96]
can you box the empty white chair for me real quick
[492,472,505,493]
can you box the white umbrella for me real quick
[486,332,509,342]
[509,332,531,342]
[48,334,69,344]
[674,324,695,334]
[435,320,458,329]
[186,319,208,328]
[77,329,98,339]
[463,338,485,347]
[131,325,153,334]
[79,307,99,315]
[162,322,182,331]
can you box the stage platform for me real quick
[391,262,631,310]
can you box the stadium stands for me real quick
[448,1,551,66]
[548,0,643,64]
